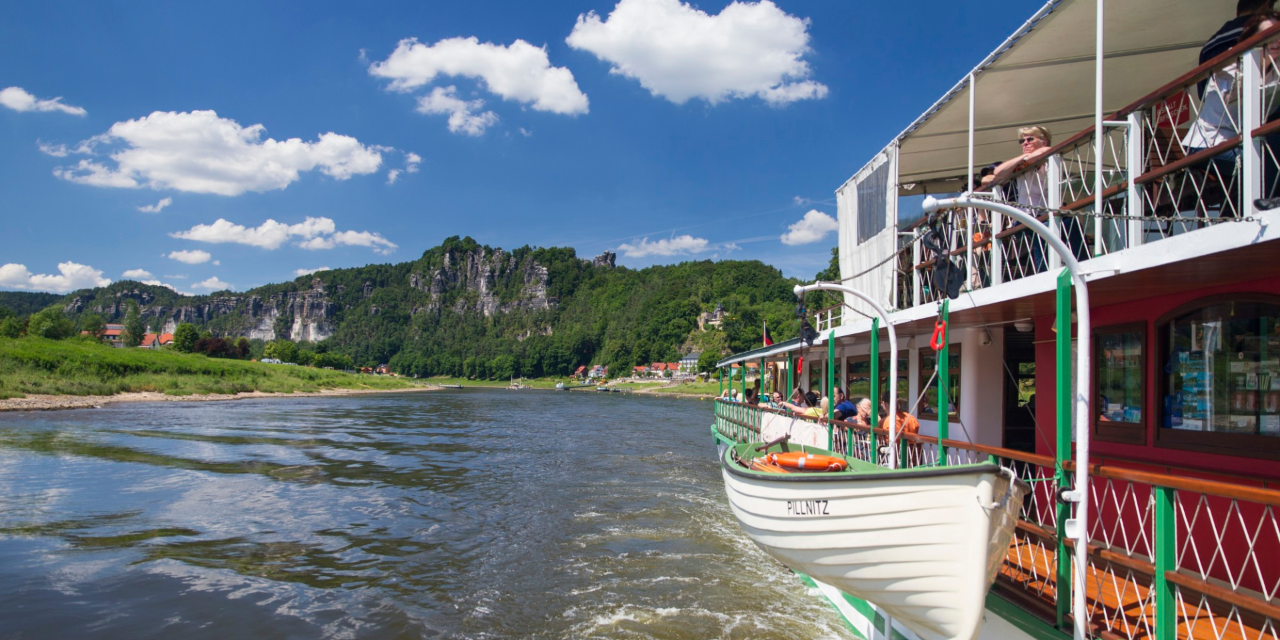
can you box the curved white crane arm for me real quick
[793,283,900,469]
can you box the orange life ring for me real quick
[766,451,848,472]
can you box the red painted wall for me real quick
[1034,275,1280,484]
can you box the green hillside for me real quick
[0,238,840,379]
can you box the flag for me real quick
[763,321,774,347]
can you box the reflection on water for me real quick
[0,390,853,639]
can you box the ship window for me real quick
[1157,297,1280,460]
[1094,324,1146,445]
[845,353,909,404]
[919,345,961,420]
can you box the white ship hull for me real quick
[721,445,1025,640]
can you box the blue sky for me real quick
[1,0,1036,295]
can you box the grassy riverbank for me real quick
[0,337,423,399]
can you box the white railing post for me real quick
[991,209,1004,286]
[1047,154,1064,270]
[1243,48,1263,216]
[966,207,976,290]
[912,235,922,307]
[1127,112,1146,248]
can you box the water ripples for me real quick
[0,390,853,639]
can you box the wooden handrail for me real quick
[1064,460,1280,506]
[1164,570,1280,622]
[1132,135,1242,186]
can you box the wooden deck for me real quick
[997,531,1278,640]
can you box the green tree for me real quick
[28,306,76,340]
[234,337,250,359]
[295,349,315,366]
[123,303,146,347]
[80,313,106,339]
[173,323,199,352]
[697,350,720,374]
[266,339,298,364]
[0,316,25,338]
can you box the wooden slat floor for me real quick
[996,533,1277,640]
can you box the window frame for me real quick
[842,351,909,403]
[1092,322,1148,445]
[1154,294,1280,461]
[918,343,962,420]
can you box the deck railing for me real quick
[713,399,1280,640]
[900,25,1280,309]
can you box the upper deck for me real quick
[829,2,1280,336]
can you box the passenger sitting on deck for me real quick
[881,399,923,460]
[779,390,823,418]
[743,388,758,406]
[880,400,921,438]
[832,388,858,422]
[988,125,1088,268]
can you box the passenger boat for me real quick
[711,1,1280,639]
[722,440,1025,640]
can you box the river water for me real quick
[0,390,853,639]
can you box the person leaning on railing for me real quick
[1184,11,1280,209]
[983,126,1088,269]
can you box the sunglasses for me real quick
[1019,136,1042,144]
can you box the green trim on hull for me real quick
[795,568,1069,640]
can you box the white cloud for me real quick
[170,217,334,250]
[566,0,827,106]
[168,249,212,264]
[386,169,402,184]
[617,234,709,257]
[172,216,396,255]
[780,209,838,245]
[518,127,532,137]
[0,87,87,115]
[405,151,421,171]
[294,266,331,277]
[138,279,189,295]
[38,141,69,157]
[193,277,233,291]
[137,197,173,213]
[415,86,499,136]
[298,230,398,255]
[0,262,110,293]
[51,110,386,196]
[163,274,188,279]
[370,36,589,118]
[122,268,154,279]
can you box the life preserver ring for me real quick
[766,451,848,472]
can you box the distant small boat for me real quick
[439,384,463,389]
[555,382,565,390]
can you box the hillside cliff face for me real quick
[410,245,553,317]
[61,279,337,342]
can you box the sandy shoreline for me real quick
[0,386,442,413]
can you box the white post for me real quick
[912,235,922,307]
[968,72,977,194]
[1047,154,1064,271]
[1126,112,1146,248]
[1243,48,1263,216]
[967,72,977,290]
[1093,0,1106,265]
[991,209,1004,285]
[794,283,899,470]
[923,192,1094,640]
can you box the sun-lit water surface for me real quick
[0,389,854,639]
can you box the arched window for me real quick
[1158,296,1280,459]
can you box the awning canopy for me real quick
[716,338,806,368]
[890,0,1233,195]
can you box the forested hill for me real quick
[1,236,839,378]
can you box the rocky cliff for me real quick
[410,245,554,317]
[61,278,337,342]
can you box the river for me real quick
[0,389,853,639]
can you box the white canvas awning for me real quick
[890,0,1234,195]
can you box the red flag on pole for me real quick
[763,321,774,347]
